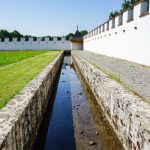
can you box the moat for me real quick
[33,54,123,150]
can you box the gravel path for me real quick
[75,51,150,103]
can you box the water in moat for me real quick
[33,54,124,150]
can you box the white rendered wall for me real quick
[84,1,150,66]
[71,42,83,50]
[0,37,71,50]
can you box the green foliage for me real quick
[0,29,88,40]
[57,37,61,41]
[109,11,120,20]
[9,30,23,38]
[0,30,23,40]
[122,0,133,11]
[80,30,88,36]
[108,0,143,19]
[0,50,50,66]
[33,36,37,41]
[0,30,10,40]
[121,0,141,11]
[66,33,74,40]
[25,35,30,41]
[49,37,53,41]
[65,30,88,40]
[0,50,61,109]
[130,0,141,5]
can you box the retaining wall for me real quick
[84,1,150,66]
[72,51,150,150]
[0,51,64,150]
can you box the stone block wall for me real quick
[72,51,150,150]
[0,51,64,150]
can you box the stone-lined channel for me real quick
[33,54,124,150]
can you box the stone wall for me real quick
[0,51,64,150]
[72,51,150,150]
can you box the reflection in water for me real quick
[43,59,76,150]
[33,54,124,150]
[33,55,76,150]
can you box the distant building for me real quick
[70,25,83,50]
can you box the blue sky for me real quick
[0,0,123,36]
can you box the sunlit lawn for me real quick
[0,50,50,66]
[0,50,61,109]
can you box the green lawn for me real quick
[0,50,61,109]
[0,50,50,66]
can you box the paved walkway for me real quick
[75,51,150,103]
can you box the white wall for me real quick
[71,42,83,50]
[0,37,71,50]
[84,1,150,66]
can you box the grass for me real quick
[91,61,146,100]
[106,72,146,100]
[95,64,147,102]
[0,50,61,109]
[0,50,50,66]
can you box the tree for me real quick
[122,0,133,11]
[10,30,23,38]
[0,30,10,38]
[57,37,61,41]
[130,0,141,5]
[24,35,30,41]
[0,29,88,41]
[80,30,88,36]
[0,29,24,41]
[33,36,37,41]
[109,11,119,20]
[66,33,74,40]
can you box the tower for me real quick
[70,26,83,50]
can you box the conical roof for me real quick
[70,26,83,42]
